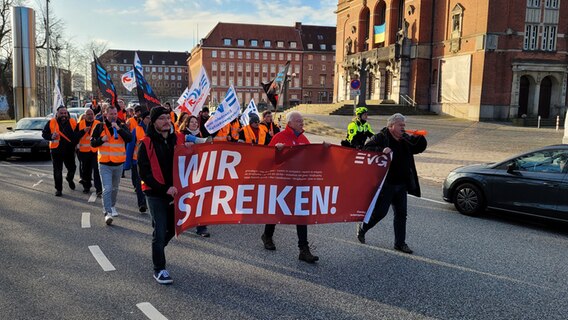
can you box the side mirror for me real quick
[6,127,13,131]
[507,162,518,174]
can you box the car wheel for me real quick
[453,183,485,216]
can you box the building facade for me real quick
[189,22,335,108]
[335,0,568,120]
[93,50,189,104]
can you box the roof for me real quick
[201,22,303,50]
[99,50,190,65]
[297,25,336,52]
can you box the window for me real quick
[152,67,156,72]
[158,75,163,80]
[165,75,169,80]
[317,35,323,40]
[320,44,326,50]
[223,38,231,45]
[246,77,251,86]
[506,150,567,173]
[229,51,234,59]
[279,53,284,60]
[320,75,326,85]
[119,66,124,71]
[290,41,297,48]
[321,55,326,61]
[178,67,182,73]
[254,52,260,59]
[307,43,313,49]
[262,52,268,60]
[322,65,326,71]
[251,40,258,47]
[158,67,163,72]
[294,78,300,88]
[545,0,559,8]
[174,61,178,65]
[287,53,292,60]
[212,62,218,71]
[229,63,234,72]
[245,63,251,72]
[164,67,169,72]
[113,66,117,71]
[162,60,165,65]
[277,41,284,48]
[308,64,313,71]
[524,24,539,50]
[145,67,150,72]
[308,55,313,61]
[220,63,226,71]
[237,39,245,46]
[246,52,251,59]
[238,51,243,59]
[177,75,181,80]
[149,60,153,64]
[254,64,260,72]
[527,0,541,7]
[295,54,300,61]
[294,64,300,74]
[212,50,218,58]
[221,51,226,58]
[271,53,276,60]
[237,63,243,72]
[542,25,557,51]
[123,59,127,63]
[332,45,336,50]
[308,76,313,85]
[237,77,243,86]
[270,64,276,73]
[264,40,271,47]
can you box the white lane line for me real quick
[32,179,43,188]
[81,212,91,228]
[137,302,168,320]
[88,245,116,271]
[410,195,448,205]
[88,192,97,202]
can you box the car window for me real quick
[15,118,49,130]
[514,150,567,173]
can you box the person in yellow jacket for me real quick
[42,106,78,196]
[345,107,374,149]
[238,113,268,145]
[74,109,102,195]
[90,104,133,225]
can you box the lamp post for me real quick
[281,72,296,111]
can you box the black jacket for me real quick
[137,129,181,198]
[364,127,427,197]
[42,118,78,153]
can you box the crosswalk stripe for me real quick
[88,245,116,271]
[137,302,168,320]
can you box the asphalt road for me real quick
[1,157,568,320]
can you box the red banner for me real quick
[173,143,390,235]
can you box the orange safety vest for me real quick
[49,118,77,149]
[77,119,100,153]
[242,125,266,145]
[126,117,138,132]
[213,122,230,141]
[140,132,185,192]
[132,125,145,161]
[97,124,127,163]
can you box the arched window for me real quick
[373,1,387,49]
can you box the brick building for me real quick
[335,0,568,120]
[188,22,335,108]
[93,50,189,104]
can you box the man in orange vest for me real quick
[42,106,78,196]
[90,104,133,225]
[238,113,267,145]
[137,107,186,285]
[74,109,102,195]
[259,110,280,145]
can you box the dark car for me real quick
[0,117,51,160]
[443,145,568,220]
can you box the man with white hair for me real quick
[261,111,319,263]
[357,113,427,254]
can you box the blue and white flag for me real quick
[121,52,143,92]
[204,86,240,133]
[239,99,260,126]
[175,66,210,116]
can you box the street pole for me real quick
[357,58,367,107]
[281,74,289,112]
[45,0,51,116]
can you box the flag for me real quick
[204,86,240,133]
[374,24,386,44]
[121,52,143,92]
[174,66,210,116]
[52,72,64,115]
[93,53,118,107]
[133,63,161,109]
[261,61,290,109]
[239,99,260,126]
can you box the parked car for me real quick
[443,144,568,220]
[0,117,51,160]
[47,107,89,121]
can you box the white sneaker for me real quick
[110,207,119,217]
[105,215,113,225]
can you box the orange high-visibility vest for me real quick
[213,123,230,141]
[49,118,77,149]
[97,124,126,163]
[140,132,185,192]
[126,117,138,132]
[132,125,145,161]
[78,119,100,153]
[242,125,266,145]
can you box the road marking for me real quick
[411,195,448,205]
[81,212,91,228]
[32,179,43,188]
[137,302,168,320]
[88,245,116,271]
[88,192,97,202]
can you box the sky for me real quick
[43,0,337,53]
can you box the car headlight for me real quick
[0,139,6,146]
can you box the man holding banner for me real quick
[261,111,318,263]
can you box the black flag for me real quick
[261,61,290,109]
[133,64,161,109]
[93,53,118,107]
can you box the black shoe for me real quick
[67,179,75,190]
[299,245,319,263]
[55,190,62,197]
[261,234,276,250]
[82,188,90,194]
[356,223,366,244]
[394,244,413,254]
[139,205,147,213]
[96,190,102,197]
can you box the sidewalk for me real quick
[303,114,565,183]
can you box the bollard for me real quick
[538,115,541,128]
[557,116,560,131]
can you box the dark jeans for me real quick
[130,163,146,207]
[147,196,175,272]
[77,151,101,192]
[361,183,408,247]
[264,224,308,248]
[51,150,76,192]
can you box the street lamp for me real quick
[282,72,297,111]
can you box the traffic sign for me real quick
[350,79,361,90]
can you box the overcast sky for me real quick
[44,0,337,52]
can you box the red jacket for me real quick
[268,125,310,147]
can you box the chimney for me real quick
[295,22,302,30]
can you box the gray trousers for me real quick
[99,163,123,215]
